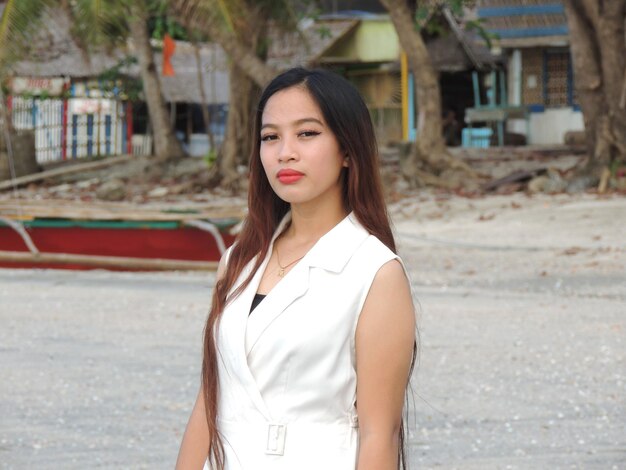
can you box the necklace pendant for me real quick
[278,268,285,277]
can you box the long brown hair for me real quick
[202,67,408,468]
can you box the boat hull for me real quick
[0,219,237,271]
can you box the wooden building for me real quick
[3,7,230,164]
[477,0,584,144]
[282,10,500,146]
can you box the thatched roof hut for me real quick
[5,7,231,104]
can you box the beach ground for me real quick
[1,191,624,469]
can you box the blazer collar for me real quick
[277,211,370,273]
[243,212,370,356]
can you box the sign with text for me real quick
[70,99,112,115]
[10,77,66,96]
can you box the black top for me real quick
[250,293,266,314]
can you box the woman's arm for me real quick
[175,251,230,469]
[175,386,210,469]
[355,259,416,470]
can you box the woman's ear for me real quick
[343,152,349,167]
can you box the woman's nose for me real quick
[278,139,298,162]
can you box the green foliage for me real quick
[415,5,430,27]
[169,0,311,44]
[0,0,56,74]
[316,25,332,40]
[67,0,191,53]
[67,0,131,52]
[465,18,498,49]
[298,4,321,22]
[97,56,143,100]
[148,12,190,41]
[204,148,217,167]
[610,158,622,177]
[412,0,494,48]
[447,0,465,17]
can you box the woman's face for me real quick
[259,86,347,209]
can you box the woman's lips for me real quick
[277,169,304,184]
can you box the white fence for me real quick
[10,97,150,164]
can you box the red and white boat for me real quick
[0,199,241,271]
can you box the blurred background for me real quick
[0,0,624,469]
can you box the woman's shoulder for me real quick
[338,215,397,266]
[362,233,396,255]
[217,243,240,280]
[349,233,400,272]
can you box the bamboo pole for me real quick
[0,250,218,271]
[0,199,246,221]
[401,51,409,141]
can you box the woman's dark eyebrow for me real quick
[261,118,324,131]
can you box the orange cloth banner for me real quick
[162,34,176,77]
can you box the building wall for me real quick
[528,108,583,144]
[509,107,584,144]
[521,48,544,105]
[328,19,399,62]
[348,71,402,144]
[506,46,584,144]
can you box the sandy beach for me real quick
[1,191,624,469]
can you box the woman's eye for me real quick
[261,134,278,142]
[298,131,320,138]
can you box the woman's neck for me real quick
[285,201,348,245]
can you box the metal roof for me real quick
[477,0,570,47]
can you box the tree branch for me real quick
[169,0,277,88]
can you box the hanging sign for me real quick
[70,98,112,114]
[10,77,66,96]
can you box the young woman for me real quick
[176,68,416,470]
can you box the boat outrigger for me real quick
[0,199,242,271]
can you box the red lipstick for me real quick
[277,169,304,184]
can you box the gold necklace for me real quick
[275,245,305,277]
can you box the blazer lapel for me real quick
[218,252,272,419]
[245,258,311,356]
[219,213,293,420]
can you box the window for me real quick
[544,50,575,107]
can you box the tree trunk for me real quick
[203,8,265,191]
[128,2,186,162]
[202,21,275,88]
[169,1,279,190]
[563,0,626,188]
[192,40,216,152]
[379,0,476,188]
[208,61,258,191]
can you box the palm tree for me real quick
[0,0,186,162]
[0,0,51,72]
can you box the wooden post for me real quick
[401,51,409,141]
[61,96,68,160]
[472,71,481,108]
[126,102,133,155]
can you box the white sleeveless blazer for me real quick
[205,212,400,470]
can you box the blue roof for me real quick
[319,11,383,20]
[478,2,569,38]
